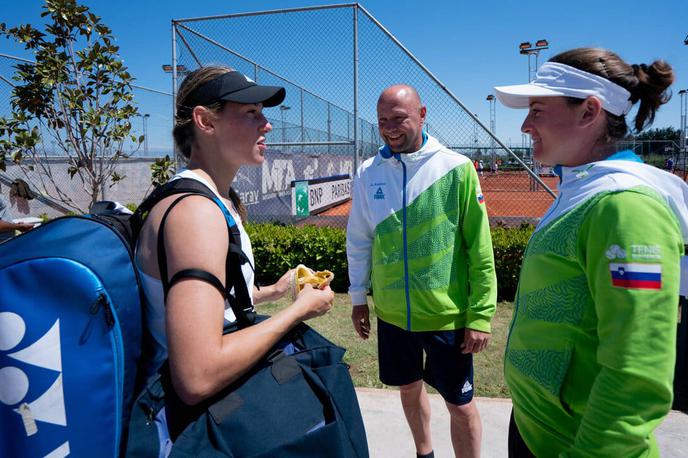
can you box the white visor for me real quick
[494,62,633,116]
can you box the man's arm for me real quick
[460,162,497,334]
[568,191,680,457]
[346,168,374,338]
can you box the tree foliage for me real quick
[0,0,141,213]
[633,127,681,142]
[150,155,175,188]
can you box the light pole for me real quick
[519,39,549,82]
[163,64,189,166]
[473,113,479,153]
[680,89,687,152]
[486,94,496,170]
[519,39,549,161]
[141,113,150,156]
[279,105,291,144]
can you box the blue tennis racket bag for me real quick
[0,179,223,457]
[0,214,144,457]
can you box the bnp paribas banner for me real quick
[232,150,354,219]
[291,175,352,216]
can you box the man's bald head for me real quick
[377,85,422,109]
[377,84,427,153]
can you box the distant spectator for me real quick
[666,157,675,172]
[478,159,484,176]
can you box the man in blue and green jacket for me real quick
[346,85,497,458]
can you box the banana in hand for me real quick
[291,264,334,300]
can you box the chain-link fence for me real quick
[172,4,555,227]
[2,5,684,226]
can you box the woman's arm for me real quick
[161,196,333,405]
[570,191,682,456]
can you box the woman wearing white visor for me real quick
[495,48,688,457]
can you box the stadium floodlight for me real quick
[519,38,550,80]
[161,64,188,73]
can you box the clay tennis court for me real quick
[318,171,559,221]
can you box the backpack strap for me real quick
[131,178,220,239]
[138,178,256,328]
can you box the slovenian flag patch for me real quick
[609,262,662,289]
[477,192,485,204]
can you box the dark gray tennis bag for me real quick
[126,319,368,457]
[124,179,368,457]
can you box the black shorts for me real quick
[377,318,474,405]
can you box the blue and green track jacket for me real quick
[506,151,688,457]
[346,134,497,332]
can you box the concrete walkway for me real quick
[356,388,688,457]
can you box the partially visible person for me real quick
[347,84,497,458]
[495,47,687,457]
[0,195,33,243]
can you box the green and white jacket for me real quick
[346,134,497,332]
[506,151,688,457]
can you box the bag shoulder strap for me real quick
[138,178,255,328]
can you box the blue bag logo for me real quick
[0,312,70,455]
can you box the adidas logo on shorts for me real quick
[461,380,473,394]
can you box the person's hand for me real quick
[292,283,333,321]
[351,304,370,340]
[15,222,34,233]
[271,268,295,300]
[461,329,490,354]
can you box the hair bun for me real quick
[630,59,674,131]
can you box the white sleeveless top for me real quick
[136,170,255,380]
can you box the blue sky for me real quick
[1,0,687,153]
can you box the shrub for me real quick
[491,223,534,301]
[246,223,348,292]
[247,222,534,299]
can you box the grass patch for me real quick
[258,294,513,398]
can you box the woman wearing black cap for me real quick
[495,48,687,457]
[135,66,334,417]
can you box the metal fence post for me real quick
[353,4,359,174]
[171,21,179,168]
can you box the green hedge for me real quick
[247,223,349,292]
[491,224,534,301]
[246,222,534,301]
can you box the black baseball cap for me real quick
[178,70,286,116]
